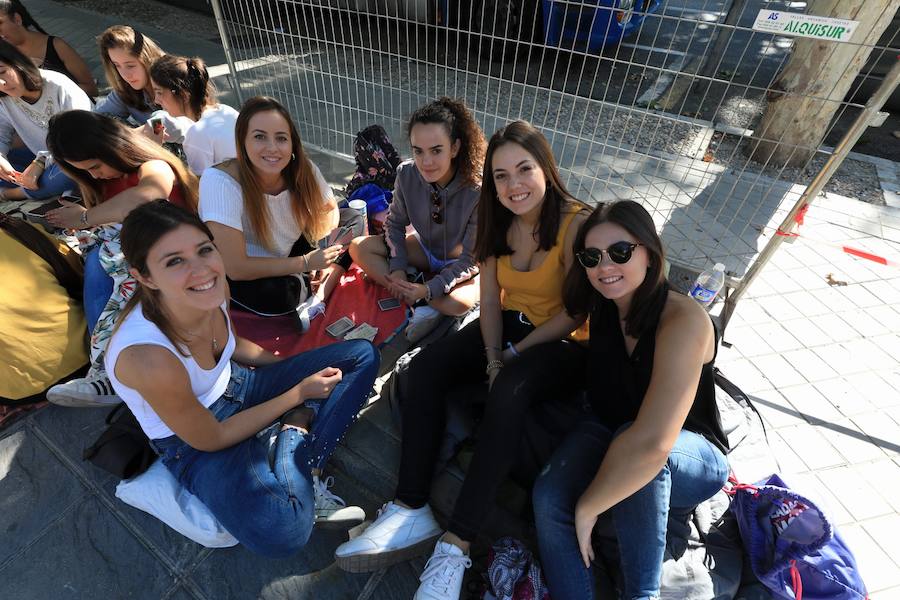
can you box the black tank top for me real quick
[40,36,77,83]
[586,282,729,454]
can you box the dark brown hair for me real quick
[562,200,666,337]
[0,213,82,300]
[0,1,46,34]
[406,97,486,188]
[117,201,215,355]
[149,54,216,121]
[97,25,164,111]
[0,37,42,97]
[474,120,585,261]
[47,110,199,212]
[232,96,332,251]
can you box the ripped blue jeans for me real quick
[149,339,379,557]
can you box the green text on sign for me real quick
[751,10,858,43]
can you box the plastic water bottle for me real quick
[689,263,726,308]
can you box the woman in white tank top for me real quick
[105,200,379,557]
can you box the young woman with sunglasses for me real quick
[349,97,485,343]
[335,121,589,599]
[532,200,729,600]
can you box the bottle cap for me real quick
[713,263,726,272]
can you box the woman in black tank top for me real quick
[0,0,97,96]
[533,200,730,600]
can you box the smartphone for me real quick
[325,316,355,338]
[23,196,83,218]
[149,117,164,135]
[377,297,402,311]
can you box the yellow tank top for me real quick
[497,209,583,332]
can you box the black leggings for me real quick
[396,312,586,542]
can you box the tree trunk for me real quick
[748,0,898,168]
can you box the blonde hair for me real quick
[232,96,332,251]
[98,25,164,111]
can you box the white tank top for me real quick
[105,302,236,440]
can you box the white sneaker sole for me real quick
[314,506,366,530]
[46,391,122,408]
[335,532,442,573]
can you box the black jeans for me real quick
[396,311,587,542]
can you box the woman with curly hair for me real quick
[349,97,486,342]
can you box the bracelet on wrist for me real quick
[79,210,90,228]
[301,254,309,272]
[485,359,504,375]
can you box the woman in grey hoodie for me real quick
[349,97,486,342]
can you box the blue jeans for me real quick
[0,148,76,199]
[533,420,730,600]
[149,339,379,557]
[83,247,113,333]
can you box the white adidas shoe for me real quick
[46,376,122,408]
[414,539,472,600]
[405,305,443,343]
[313,475,365,529]
[334,501,442,573]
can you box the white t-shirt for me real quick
[0,69,93,159]
[183,104,239,176]
[105,303,236,440]
[198,162,335,258]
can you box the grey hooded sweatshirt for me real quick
[385,159,480,299]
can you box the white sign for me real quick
[752,10,858,42]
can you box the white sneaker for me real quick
[313,475,365,529]
[46,376,122,408]
[296,297,326,332]
[414,539,472,600]
[334,501,442,573]
[405,305,443,343]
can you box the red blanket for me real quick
[229,267,409,357]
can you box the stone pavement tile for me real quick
[851,412,900,458]
[716,358,769,393]
[783,245,833,270]
[840,523,900,593]
[775,424,845,471]
[862,514,900,571]
[786,472,853,526]
[862,280,900,306]
[713,343,743,366]
[779,317,834,348]
[812,287,863,314]
[725,298,771,326]
[778,383,843,424]
[844,371,900,410]
[743,276,778,299]
[816,466,893,521]
[0,496,174,599]
[812,344,871,377]
[839,283,888,309]
[869,334,900,363]
[841,339,897,372]
[781,349,839,384]
[0,426,89,566]
[815,418,886,466]
[768,430,814,476]
[746,388,808,430]
[755,270,805,295]
[865,306,900,333]
[871,587,900,600]
[781,290,833,317]
[755,295,804,321]
[30,405,116,488]
[188,545,370,600]
[813,377,878,417]
[856,459,900,514]
[837,309,892,338]
[750,354,807,389]
[721,325,773,358]
[781,266,832,291]
[747,321,804,353]
[807,313,861,343]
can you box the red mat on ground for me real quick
[229,267,409,357]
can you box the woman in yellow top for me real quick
[0,214,87,402]
[334,120,589,599]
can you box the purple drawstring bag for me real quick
[728,473,868,600]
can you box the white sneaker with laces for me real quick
[414,539,472,600]
[313,475,365,529]
[46,376,122,408]
[405,305,443,343]
[334,501,442,572]
[296,297,326,332]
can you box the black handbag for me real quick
[228,273,308,316]
[82,403,156,479]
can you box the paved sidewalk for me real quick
[1,1,899,598]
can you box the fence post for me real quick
[209,0,244,106]
[720,56,900,333]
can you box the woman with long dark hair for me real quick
[335,121,589,599]
[0,38,91,200]
[533,200,729,600]
[149,53,238,175]
[105,201,377,556]
[0,0,97,96]
[349,97,485,342]
[43,110,198,407]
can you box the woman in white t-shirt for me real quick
[199,96,347,330]
[149,54,238,176]
[106,201,378,556]
[0,38,91,200]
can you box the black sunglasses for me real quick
[576,242,642,268]
[431,189,443,224]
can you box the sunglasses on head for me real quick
[576,242,642,268]
[431,189,443,224]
